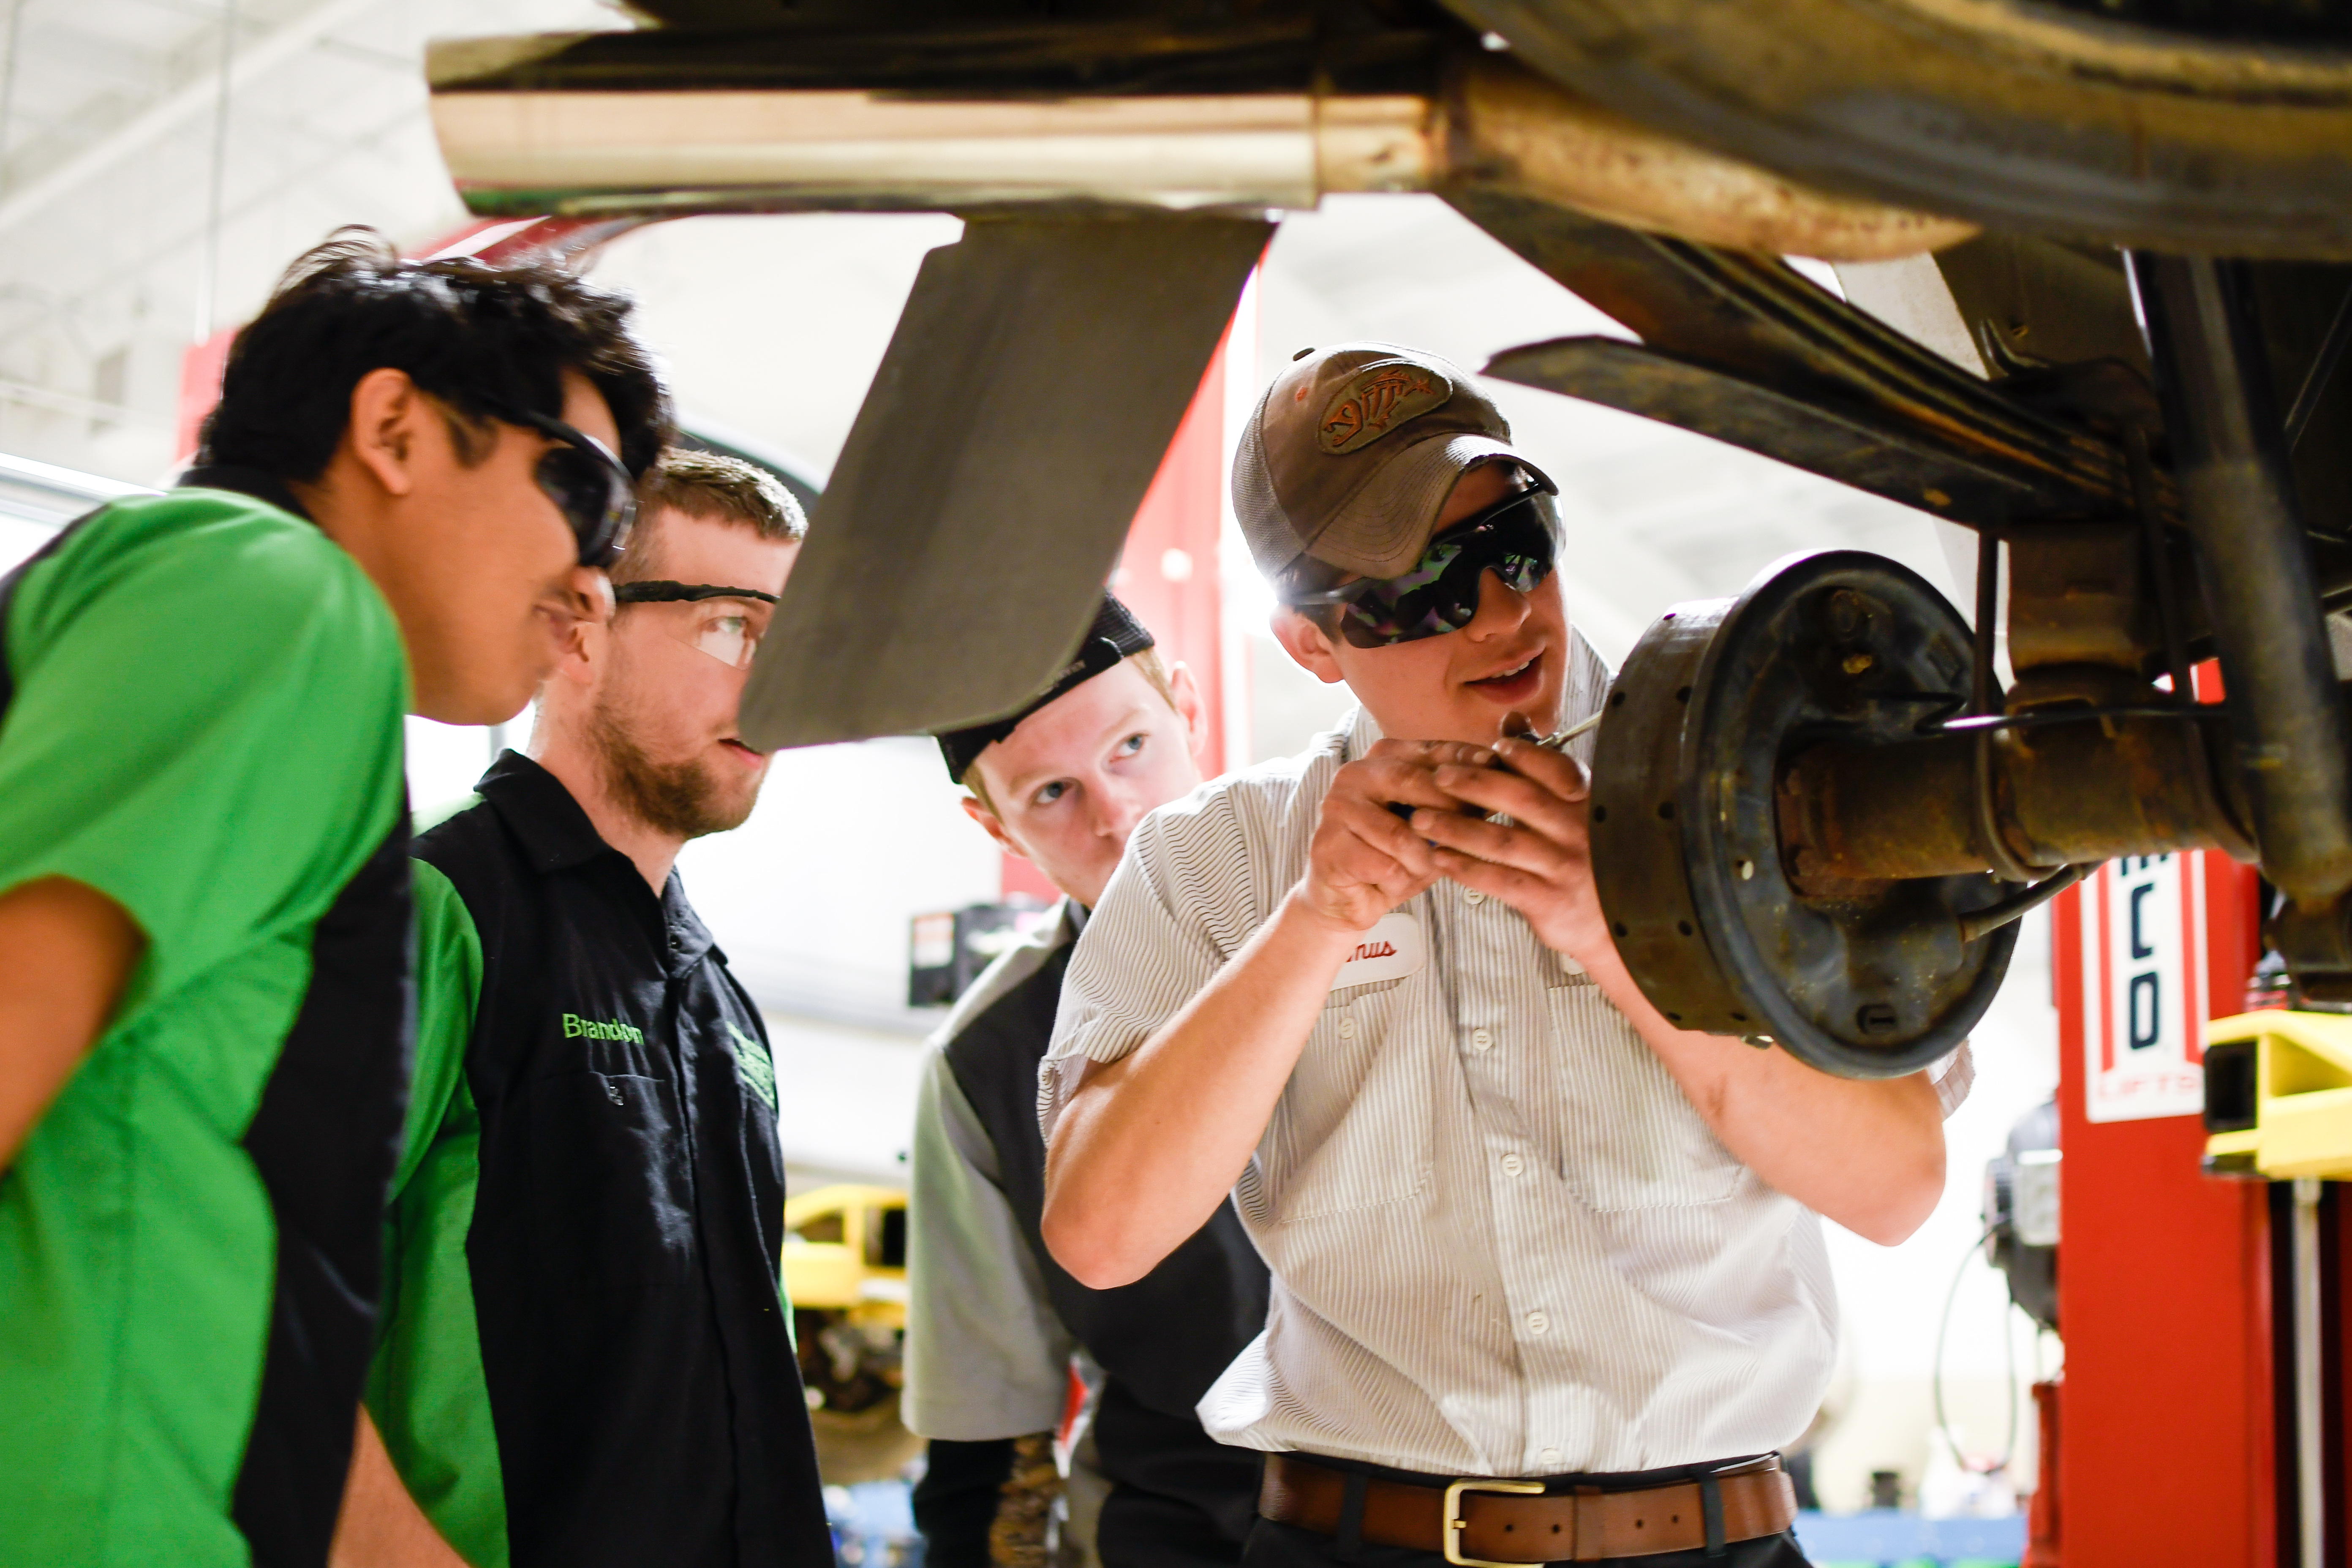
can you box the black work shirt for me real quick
[368,751,828,1568]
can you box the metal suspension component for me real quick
[736,212,1269,749]
[1467,188,2172,537]
[2131,253,2352,909]
[1777,716,2248,884]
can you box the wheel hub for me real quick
[1588,549,2017,1078]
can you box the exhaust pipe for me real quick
[426,30,1971,261]
[1442,57,1973,262]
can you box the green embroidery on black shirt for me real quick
[724,1021,777,1111]
[563,1013,644,1044]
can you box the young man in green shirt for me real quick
[0,229,667,1568]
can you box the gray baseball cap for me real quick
[1232,342,1552,593]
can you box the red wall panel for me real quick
[1111,325,1233,781]
[1000,323,1236,904]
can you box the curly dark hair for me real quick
[199,226,670,482]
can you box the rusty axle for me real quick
[1778,710,2253,893]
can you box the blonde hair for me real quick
[962,648,1180,817]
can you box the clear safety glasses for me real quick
[611,580,779,669]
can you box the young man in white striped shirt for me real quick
[1038,344,1965,1568]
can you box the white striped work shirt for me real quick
[1043,629,1967,1479]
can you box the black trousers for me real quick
[1242,1516,1815,1568]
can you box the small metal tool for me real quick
[1386,708,1603,823]
[1519,709,1603,751]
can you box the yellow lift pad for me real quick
[2203,1011,2352,1181]
[782,1182,909,1324]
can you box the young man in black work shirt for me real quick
[346,451,822,1568]
[905,595,1273,1568]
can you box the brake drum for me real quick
[1588,549,2015,1079]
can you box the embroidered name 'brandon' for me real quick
[563,1012,645,1044]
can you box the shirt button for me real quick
[1526,1310,1549,1336]
[1338,1016,1356,1040]
[1539,1448,1562,1467]
[1470,1028,1494,1053]
[1501,1153,1524,1177]
[1463,890,1485,906]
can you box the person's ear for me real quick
[1164,660,1209,760]
[568,568,616,628]
[343,368,430,500]
[550,611,605,691]
[959,794,1021,858]
[1270,607,1347,685]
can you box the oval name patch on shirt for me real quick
[1330,911,1425,990]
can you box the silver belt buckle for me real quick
[1440,1478,1546,1568]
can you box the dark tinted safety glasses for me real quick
[1290,487,1558,649]
[498,406,638,566]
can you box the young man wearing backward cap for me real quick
[905,594,1272,1568]
[1038,345,1972,1568]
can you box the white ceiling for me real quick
[0,0,620,482]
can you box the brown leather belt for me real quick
[1259,1451,1798,1565]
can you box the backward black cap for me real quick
[936,594,1155,784]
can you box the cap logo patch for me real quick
[1319,364,1451,455]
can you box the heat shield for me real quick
[738,214,1269,751]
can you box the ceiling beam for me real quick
[0,90,421,346]
[0,0,383,240]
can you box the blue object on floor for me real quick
[1791,1509,2024,1566]
[827,1480,923,1567]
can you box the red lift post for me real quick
[2047,666,2343,1566]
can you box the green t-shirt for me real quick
[0,488,410,1568]
[369,856,510,1567]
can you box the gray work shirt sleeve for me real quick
[902,1044,1076,1441]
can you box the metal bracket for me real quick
[1965,528,2048,886]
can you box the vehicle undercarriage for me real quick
[428,0,2352,1077]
